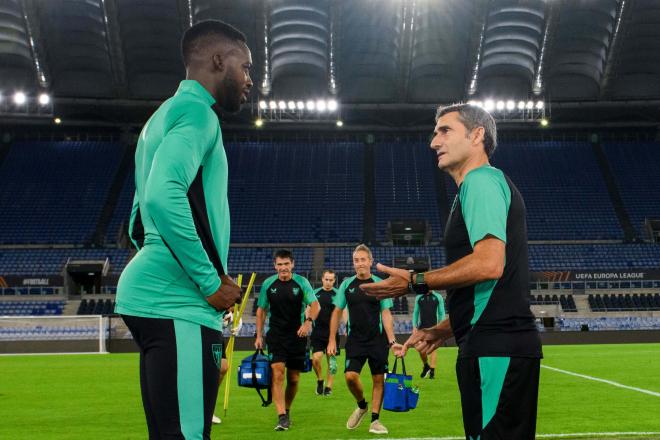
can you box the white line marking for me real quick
[541,365,660,398]
[339,433,660,440]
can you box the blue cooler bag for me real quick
[383,356,419,412]
[237,349,272,406]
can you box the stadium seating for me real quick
[588,293,660,312]
[528,243,660,270]
[529,294,577,312]
[374,142,444,241]
[447,141,622,240]
[77,298,115,315]
[0,300,65,316]
[0,248,130,276]
[225,141,364,243]
[105,169,135,244]
[557,317,660,331]
[0,141,124,244]
[602,142,660,235]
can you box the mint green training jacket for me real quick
[116,80,229,331]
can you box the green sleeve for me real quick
[459,167,511,248]
[380,298,393,311]
[433,291,446,321]
[333,279,348,310]
[297,275,317,306]
[371,276,393,311]
[257,276,274,309]
[412,295,421,328]
[143,102,221,296]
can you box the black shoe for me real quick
[323,387,332,396]
[420,364,431,379]
[275,414,290,431]
[429,369,435,379]
[316,380,324,395]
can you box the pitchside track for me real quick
[1,344,659,439]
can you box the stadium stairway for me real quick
[63,300,81,316]
[363,141,377,243]
[590,141,637,241]
[312,247,325,273]
[92,142,134,246]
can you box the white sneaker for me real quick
[346,407,368,430]
[369,419,388,434]
[212,414,221,424]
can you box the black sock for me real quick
[371,412,379,422]
[357,399,367,410]
[279,413,286,419]
[424,362,429,368]
[285,409,290,416]
[317,379,323,385]
[430,367,435,372]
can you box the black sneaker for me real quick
[420,364,431,379]
[323,387,332,396]
[275,414,290,431]
[429,368,435,379]
[316,380,324,395]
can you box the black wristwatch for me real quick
[409,271,429,295]
[305,317,313,323]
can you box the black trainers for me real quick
[429,368,435,379]
[420,363,431,379]
[323,387,332,396]
[316,380,324,395]
[275,414,290,431]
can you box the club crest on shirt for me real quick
[292,287,300,295]
[348,288,355,293]
[270,288,277,293]
[211,344,223,368]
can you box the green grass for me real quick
[1,344,660,439]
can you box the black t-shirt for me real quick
[311,287,338,340]
[257,273,316,338]
[334,275,393,344]
[444,165,542,358]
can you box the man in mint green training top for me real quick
[115,20,252,440]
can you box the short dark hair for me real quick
[273,249,294,262]
[435,103,498,157]
[181,20,247,66]
[322,269,335,276]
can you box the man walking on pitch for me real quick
[327,244,396,435]
[310,269,341,396]
[412,290,445,379]
[256,250,320,431]
[361,103,542,440]
[116,20,252,439]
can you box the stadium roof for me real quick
[1,0,660,129]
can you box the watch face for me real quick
[415,273,425,284]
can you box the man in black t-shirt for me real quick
[362,104,542,440]
[256,249,320,431]
[309,269,341,396]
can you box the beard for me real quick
[218,75,243,113]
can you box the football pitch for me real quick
[1,343,659,440]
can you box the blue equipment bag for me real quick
[383,356,419,412]
[237,349,272,406]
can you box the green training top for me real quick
[116,80,230,331]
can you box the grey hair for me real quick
[435,103,498,157]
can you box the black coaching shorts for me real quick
[456,356,540,440]
[266,332,307,371]
[344,335,389,375]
